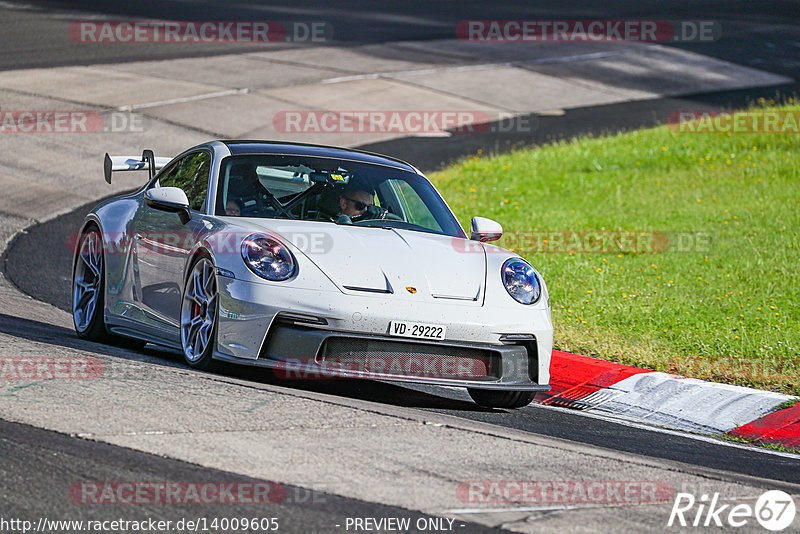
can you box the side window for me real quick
[385,179,442,232]
[156,152,211,211]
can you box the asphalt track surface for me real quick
[3,0,800,530]
[0,418,502,533]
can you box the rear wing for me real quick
[103,150,173,184]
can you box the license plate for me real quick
[389,320,446,341]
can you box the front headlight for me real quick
[502,258,541,305]
[241,233,296,281]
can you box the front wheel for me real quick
[467,389,536,409]
[180,255,219,370]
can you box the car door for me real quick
[133,150,212,337]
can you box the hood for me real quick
[246,219,485,302]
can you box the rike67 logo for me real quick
[668,490,796,531]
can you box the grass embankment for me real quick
[431,103,800,395]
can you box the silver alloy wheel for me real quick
[73,231,103,332]
[180,258,218,362]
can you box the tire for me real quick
[72,227,112,342]
[467,389,536,409]
[180,254,219,371]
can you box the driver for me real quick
[335,179,386,222]
[339,185,375,218]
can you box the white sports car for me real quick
[72,141,552,408]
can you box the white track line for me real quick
[0,1,38,10]
[321,52,619,84]
[117,88,250,112]
[447,505,579,514]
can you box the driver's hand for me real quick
[354,204,387,221]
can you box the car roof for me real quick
[219,140,419,173]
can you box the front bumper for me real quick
[214,277,552,390]
[214,322,549,390]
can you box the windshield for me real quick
[215,154,466,238]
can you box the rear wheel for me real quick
[467,389,536,409]
[72,226,147,349]
[72,228,108,341]
[180,255,219,370]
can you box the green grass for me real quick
[720,433,800,454]
[776,397,800,411]
[431,101,800,395]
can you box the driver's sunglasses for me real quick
[345,198,373,211]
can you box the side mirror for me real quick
[470,216,503,242]
[145,187,191,224]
